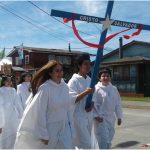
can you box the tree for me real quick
[0,48,5,59]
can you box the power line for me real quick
[27,1,99,38]
[0,47,12,49]
[70,46,91,49]
[0,2,113,53]
[93,24,102,33]
[28,1,49,16]
[0,2,69,43]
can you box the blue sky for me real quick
[0,0,150,57]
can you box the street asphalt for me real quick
[112,105,150,149]
[122,100,150,110]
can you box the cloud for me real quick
[1,0,150,57]
[75,1,106,16]
[28,2,50,21]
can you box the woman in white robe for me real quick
[68,54,94,149]
[93,68,123,149]
[15,60,73,149]
[0,76,23,149]
[17,72,32,110]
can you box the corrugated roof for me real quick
[7,46,96,57]
[103,40,150,60]
[102,56,150,66]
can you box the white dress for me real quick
[17,82,31,110]
[0,87,23,149]
[93,82,123,149]
[0,101,5,148]
[15,79,73,149]
[68,73,93,149]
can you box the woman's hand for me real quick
[40,139,49,145]
[85,88,95,95]
[95,116,103,123]
[85,101,94,112]
[0,128,2,134]
[76,88,95,103]
[117,118,122,126]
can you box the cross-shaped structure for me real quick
[51,1,150,110]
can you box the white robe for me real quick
[0,104,4,128]
[17,82,31,110]
[15,79,73,149]
[93,82,123,149]
[0,101,5,148]
[68,73,93,149]
[0,87,23,149]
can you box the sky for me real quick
[0,0,150,57]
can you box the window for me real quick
[56,56,63,63]
[15,57,19,65]
[15,57,22,65]
[130,65,136,80]
[122,66,130,80]
[56,56,71,65]
[63,56,71,65]
[113,66,122,80]
[25,55,29,64]
[48,55,55,60]
[113,65,130,81]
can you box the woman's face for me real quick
[100,73,111,86]
[4,77,12,87]
[79,60,91,75]
[24,75,32,82]
[50,64,63,83]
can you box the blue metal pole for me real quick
[85,0,114,110]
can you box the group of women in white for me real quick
[0,72,32,149]
[0,53,123,149]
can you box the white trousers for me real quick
[94,119,115,149]
[14,132,47,149]
[74,116,92,149]
[47,120,73,149]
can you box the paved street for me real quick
[112,107,150,149]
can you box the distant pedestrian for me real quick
[0,76,23,149]
[17,72,32,110]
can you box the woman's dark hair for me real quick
[76,53,90,66]
[1,76,13,87]
[75,53,90,72]
[19,72,32,84]
[99,68,111,78]
[31,60,62,96]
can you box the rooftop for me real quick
[7,46,95,57]
[102,56,150,66]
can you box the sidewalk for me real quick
[122,100,150,110]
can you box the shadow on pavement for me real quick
[113,141,140,148]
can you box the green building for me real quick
[101,39,150,97]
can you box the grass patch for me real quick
[122,97,150,102]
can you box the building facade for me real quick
[101,40,150,97]
[7,46,93,85]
